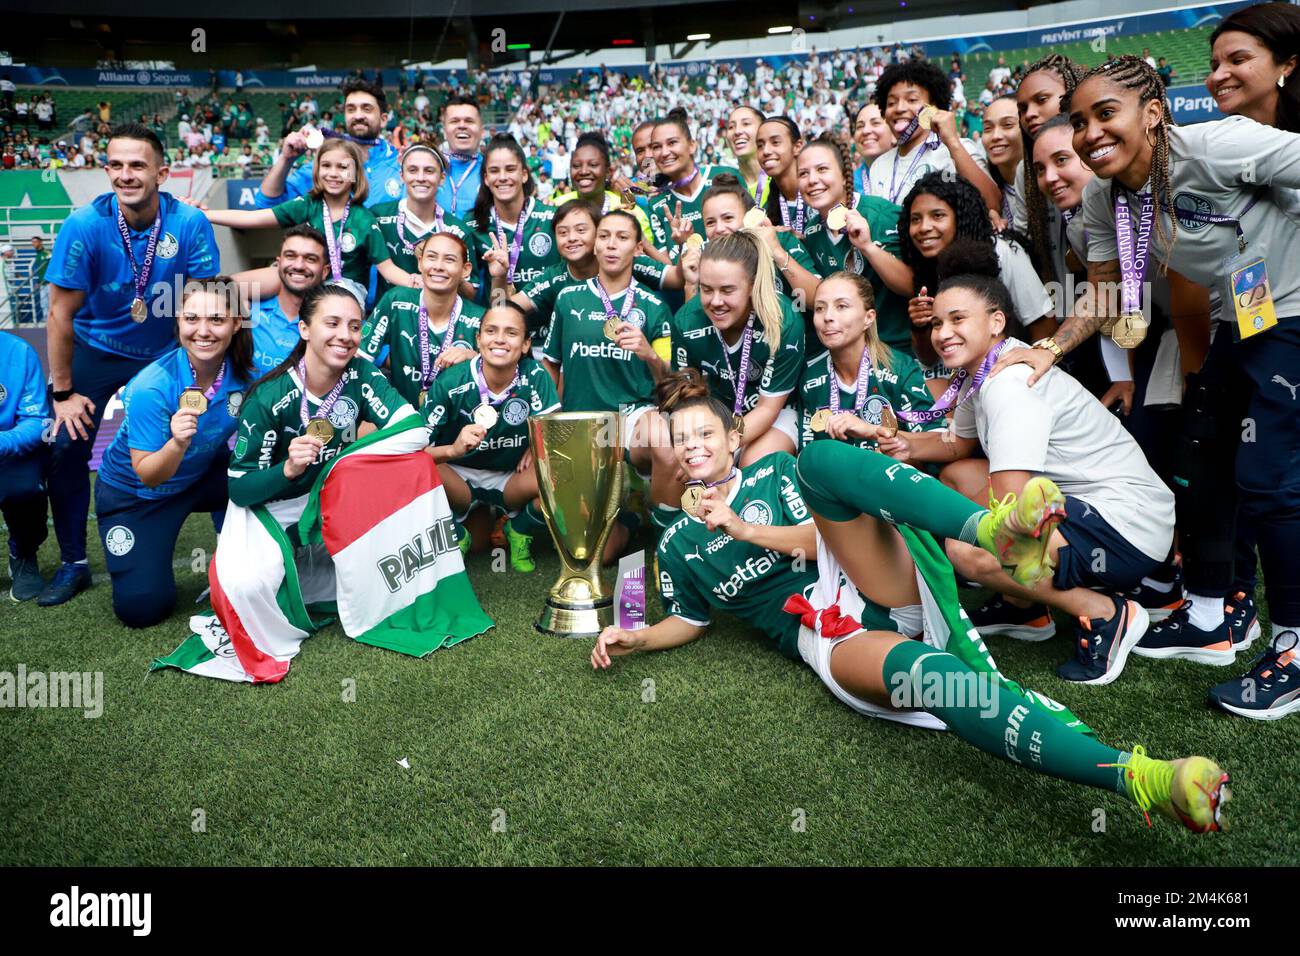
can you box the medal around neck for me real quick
[130,297,148,323]
[809,407,833,432]
[732,413,746,437]
[472,403,499,429]
[825,204,848,232]
[877,405,899,439]
[917,105,939,130]
[681,484,704,517]
[178,388,208,414]
[301,125,325,150]
[742,208,768,230]
[684,233,704,251]
[603,316,623,341]
[306,417,335,442]
[1111,313,1149,349]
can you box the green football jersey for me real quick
[670,294,804,414]
[654,452,815,660]
[228,356,410,504]
[465,198,562,292]
[519,257,667,343]
[647,164,741,249]
[540,278,673,413]
[797,346,945,450]
[423,355,560,472]
[360,290,486,405]
[370,199,484,301]
[270,196,388,287]
[800,194,911,355]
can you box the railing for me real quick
[1,264,46,328]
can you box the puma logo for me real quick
[1273,375,1299,400]
[1080,501,1095,519]
[399,330,418,346]
[684,547,702,562]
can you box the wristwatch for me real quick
[52,388,74,402]
[1031,337,1064,364]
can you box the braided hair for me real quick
[1017,55,1085,281]
[1065,55,1177,269]
[802,133,857,212]
[897,171,996,294]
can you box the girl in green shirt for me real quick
[466,134,560,299]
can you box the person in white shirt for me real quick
[989,56,1012,88]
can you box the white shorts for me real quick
[448,463,512,513]
[771,406,799,446]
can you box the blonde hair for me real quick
[701,230,783,351]
[309,139,369,204]
[819,271,893,373]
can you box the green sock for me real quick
[796,440,986,544]
[509,502,547,537]
[882,639,1128,796]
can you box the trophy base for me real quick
[534,596,613,639]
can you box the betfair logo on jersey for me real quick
[571,340,634,360]
[478,433,527,452]
[711,550,782,600]
[377,515,459,593]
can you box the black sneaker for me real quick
[1124,562,1184,622]
[1057,595,1149,685]
[8,555,46,602]
[1224,591,1261,652]
[1208,632,1300,721]
[1133,600,1236,665]
[967,594,1055,642]
[35,562,92,607]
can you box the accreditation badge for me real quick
[1225,255,1278,341]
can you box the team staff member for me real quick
[1,331,51,602]
[1001,56,1300,718]
[547,132,656,249]
[796,135,914,353]
[437,94,486,218]
[93,279,253,628]
[371,141,482,301]
[423,303,560,572]
[43,123,219,607]
[670,231,804,464]
[255,76,402,211]
[361,233,484,406]
[467,135,560,304]
[594,369,1230,836]
[247,225,328,378]
[646,112,741,250]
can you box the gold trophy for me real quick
[529,411,626,638]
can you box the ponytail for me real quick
[655,367,736,431]
[702,230,783,351]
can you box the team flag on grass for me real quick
[152,415,493,683]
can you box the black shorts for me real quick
[1052,495,1164,592]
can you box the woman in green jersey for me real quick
[646,110,742,250]
[468,134,560,300]
[592,369,1232,836]
[754,116,808,240]
[723,105,767,203]
[360,233,484,406]
[423,302,560,573]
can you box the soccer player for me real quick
[1,330,50,601]
[670,231,803,465]
[254,76,402,211]
[723,105,767,203]
[422,303,559,572]
[437,93,485,218]
[361,233,484,407]
[798,271,941,456]
[93,279,254,628]
[546,132,655,248]
[42,123,219,606]
[796,135,914,354]
[998,55,1300,718]
[371,141,483,302]
[247,225,328,379]
[981,96,1025,230]
[753,116,808,239]
[593,369,1230,835]
[646,112,741,249]
[851,102,896,197]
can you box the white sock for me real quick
[1271,622,1300,652]
[1140,575,1175,593]
[1185,591,1225,631]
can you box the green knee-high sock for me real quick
[883,639,1128,796]
[509,502,548,537]
[796,440,986,544]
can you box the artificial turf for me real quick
[1,504,1297,866]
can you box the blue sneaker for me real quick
[1057,595,1149,685]
[1123,560,1184,622]
[1208,632,1300,721]
[8,555,46,602]
[1225,590,1262,653]
[1133,600,1236,665]
[35,562,92,607]
[967,594,1056,642]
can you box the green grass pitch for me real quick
[2,504,1297,866]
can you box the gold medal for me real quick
[1111,313,1149,349]
[417,389,428,407]
[178,388,208,414]
[742,208,768,230]
[1098,314,1119,336]
[306,417,335,442]
[917,105,939,130]
[684,233,704,251]
[681,485,704,517]
[603,316,623,340]
[809,407,833,432]
[130,297,148,323]
[877,405,899,440]
[732,413,745,436]
[825,205,848,232]
[472,403,499,429]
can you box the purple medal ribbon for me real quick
[1114,187,1154,318]
[660,167,699,194]
[187,357,226,403]
[319,127,381,148]
[718,318,756,420]
[886,115,941,204]
[492,199,532,284]
[827,346,872,417]
[419,295,465,387]
[396,204,445,254]
[448,154,481,211]
[684,468,736,502]
[593,276,638,329]
[896,340,1007,425]
[755,170,768,205]
[321,198,351,281]
[297,358,348,430]
[471,357,522,410]
[115,203,163,315]
[778,192,806,235]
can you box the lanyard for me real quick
[492,198,532,284]
[471,356,522,408]
[321,199,351,281]
[827,346,872,416]
[419,295,465,387]
[396,202,445,254]
[297,360,347,428]
[896,340,1006,424]
[115,202,163,311]
[716,318,756,419]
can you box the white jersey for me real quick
[868,135,988,205]
[954,338,1174,561]
[995,236,1053,325]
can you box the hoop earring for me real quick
[1145,125,1158,149]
